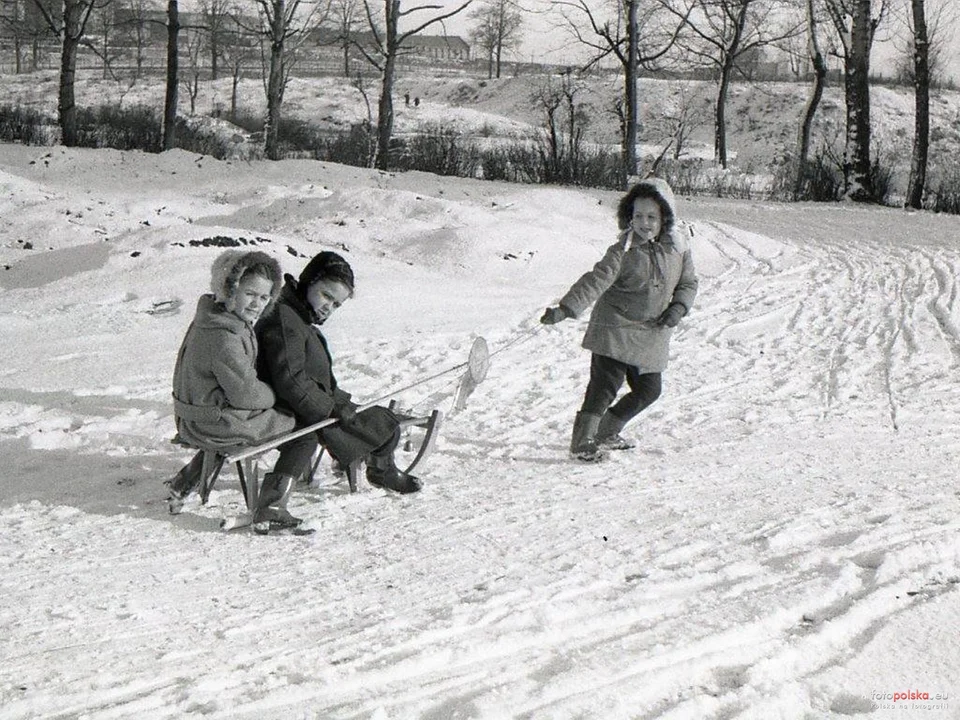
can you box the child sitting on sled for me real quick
[255,251,422,502]
[540,178,699,461]
[167,250,315,526]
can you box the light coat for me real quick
[172,294,295,450]
[560,181,698,372]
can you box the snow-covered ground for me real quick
[1,142,958,719]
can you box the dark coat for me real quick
[255,276,398,465]
[172,294,295,450]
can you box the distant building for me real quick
[406,35,469,62]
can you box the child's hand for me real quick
[540,306,572,325]
[657,303,686,328]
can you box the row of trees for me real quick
[552,0,952,205]
[1,0,953,207]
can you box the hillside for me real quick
[4,69,960,193]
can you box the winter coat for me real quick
[172,294,295,450]
[255,276,398,465]
[559,183,698,372]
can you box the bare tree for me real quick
[645,80,712,160]
[1,0,57,73]
[903,0,928,209]
[556,0,689,187]
[667,0,803,168]
[114,0,155,77]
[329,0,361,75]
[355,0,473,170]
[796,0,829,197]
[199,0,234,80]
[163,0,179,149]
[249,0,328,160]
[469,0,523,79]
[892,0,954,86]
[824,0,889,201]
[30,0,104,146]
[181,25,205,114]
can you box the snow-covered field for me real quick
[1,142,959,719]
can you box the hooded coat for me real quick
[255,275,398,466]
[559,178,698,372]
[172,253,294,450]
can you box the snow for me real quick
[1,140,959,720]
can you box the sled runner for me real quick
[169,408,443,531]
[303,405,444,493]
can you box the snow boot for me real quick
[595,410,636,450]
[366,453,422,494]
[569,412,603,462]
[252,472,302,534]
[166,451,205,515]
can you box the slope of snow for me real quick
[0,142,958,719]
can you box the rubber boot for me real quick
[365,452,421,494]
[595,410,636,450]
[253,472,302,533]
[166,451,204,515]
[569,412,603,462]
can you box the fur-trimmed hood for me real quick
[209,249,283,305]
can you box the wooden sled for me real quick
[170,406,443,531]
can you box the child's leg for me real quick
[273,432,320,481]
[580,354,628,414]
[609,370,662,421]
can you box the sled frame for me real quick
[305,405,443,492]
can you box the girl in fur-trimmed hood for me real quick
[168,250,315,528]
[540,178,699,462]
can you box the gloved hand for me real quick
[657,302,686,328]
[335,402,359,429]
[540,305,572,325]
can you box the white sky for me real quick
[420,0,960,82]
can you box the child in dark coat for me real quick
[255,251,421,502]
[541,178,698,461]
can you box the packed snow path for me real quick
[1,149,958,719]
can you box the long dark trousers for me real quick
[580,353,662,421]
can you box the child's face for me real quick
[305,278,352,324]
[227,274,274,325]
[630,197,663,241]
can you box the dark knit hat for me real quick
[298,251,355,296]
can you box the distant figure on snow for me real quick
[540,178,698,462]
[167,250,314,525]
[255,251,422,505]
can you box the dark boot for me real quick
[167,451,205,515]
[570,412,603,462]
[596,410,635,450]
[253,472,302,533]
[365,452,421,494]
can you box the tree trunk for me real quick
[265,36,285,160]
[842,0,875,201]
[163,0,180,151]
[796,0,828,199]
[622,0,639,188]
[715,63,731,168]
[58,1,85,147]
[905,0,929,210]
[210,36,219,81]
[375,0,400,170]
